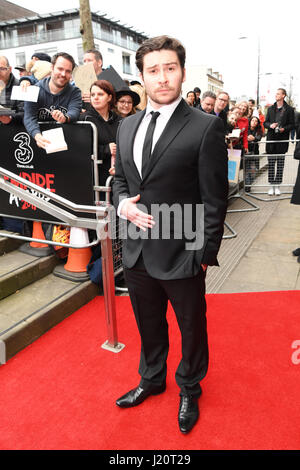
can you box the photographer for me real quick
[264,88,295,195]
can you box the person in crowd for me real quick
[115,87,140,118]
[185,90,196,107]
[83,49,103,78]
[20,60,52,87]
[248,98,256,119]
[14,64,28,78]
[198,91,216,114]
[244,116,263,192]
[113,35,228,435]
[0,55,24,125]
[264,88,295,196]
[291,118,300,262]
[130,81,147,111]
[81,79,122,185]
[230,104,249,154]
[31,52,51,63]
[258,106,265,134]
[214,91,229,131]
[82,49,104,106]
[193,86,201,107]
[23,52,82,149]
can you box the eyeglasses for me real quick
[118,100,133,106]
[0,67,9,72]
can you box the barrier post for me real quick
[100,206,125,353]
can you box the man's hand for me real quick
[20,80,31,92]
[270,122,278,129]
[34,133,51,149]
[51,109,67,123]
[121,194,155,231]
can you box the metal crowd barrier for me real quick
[0,120,126,354]
[243,138,299,201]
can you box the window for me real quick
[15,52,25,67]
[122,53,132,75]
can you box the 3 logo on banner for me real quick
[13,132,34,166]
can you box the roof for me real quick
[0,0,36,21]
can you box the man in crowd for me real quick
[198,90,216,114]
[264,88,295,195]
[81,49,104,105]
[0,55,24,125]
[214,91,230,131]
[23,52,82,149]
[83,49,103,78]
[113,35,228,434]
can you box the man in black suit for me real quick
[112,36,228,434]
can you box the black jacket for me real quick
[112,99,228,278]
[81,108,122,186]
[0,73,24,124]
[265,101,295,154]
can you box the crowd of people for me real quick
[185,86,298,195]
[0,48,299,252]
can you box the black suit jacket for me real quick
[112,98,228,280]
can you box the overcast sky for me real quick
[12,0,300,105]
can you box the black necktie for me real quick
[142,111,160,178]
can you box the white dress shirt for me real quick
[118,96,182,217]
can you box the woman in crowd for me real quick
[229,104,249,154]
[80,79,122,187]
[185,91,196,107]
[115,87,140,118]
[245,116,263,191]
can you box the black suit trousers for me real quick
[124,256,208,397]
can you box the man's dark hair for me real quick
[202,91,216,100]
[248,98,255,105]
[85,48,103,63]
[51,52,76,70]
[135,35,186,73]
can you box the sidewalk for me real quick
[208,196,300,293]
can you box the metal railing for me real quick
[0,166,125,354]
[243,138,299,201]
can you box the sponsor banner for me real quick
[0,122,95,223]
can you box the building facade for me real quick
[0,6,147,81]
[183,65,224,98]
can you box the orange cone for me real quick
[30,221,49,248]
[19,221,52,257]
[53,227,91,281]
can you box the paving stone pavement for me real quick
[207,196,300,294]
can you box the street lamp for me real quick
[238,35,260,106]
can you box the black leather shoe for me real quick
[116,383,166,408]
[178,395,199,434]
[292,247,300,256]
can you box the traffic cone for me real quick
[53,227,91,282]
[19,221,52,257]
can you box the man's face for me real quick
[276,89,285,102]
[215,93,229,111]
[0,57,12,86]
[51,57,73,89]
[140,49,185,109]
[201,96,215,113]
[84,52,102,75]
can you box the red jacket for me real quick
[233,117,249,151]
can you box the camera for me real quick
[275,126,280,134]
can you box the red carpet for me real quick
[0,291,299,450]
